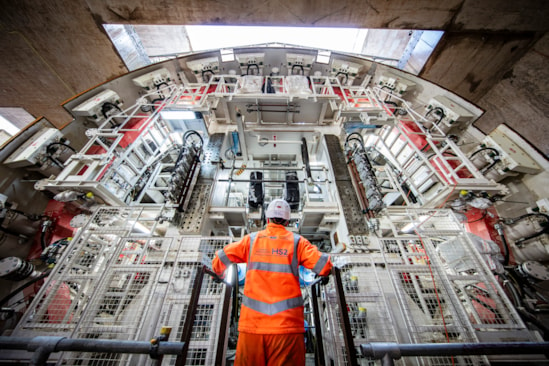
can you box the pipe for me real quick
[515,227,549,245]
[0,270,51,307]
[360,342,549,359]
[0,336,185,366]
[504,212,549,225]
[235,111,248,163]
[503,213,549,245]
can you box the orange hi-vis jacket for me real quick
[212,223,332,334]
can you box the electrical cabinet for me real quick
[426,95,474,127]
[132,68,173,89]
[186,57,220,83]
[3,128,62,168]
[483,125,541,174]
[378,72,417,95]
[72,89,123,125]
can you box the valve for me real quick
[149,326,172,360]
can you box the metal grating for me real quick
[200,133,224,179]
[320,256,400,366]
[318,208,524,365]
[13,206,230,366]
[325,134,369,234]
[178,183,212,234]
[439,234,525,331]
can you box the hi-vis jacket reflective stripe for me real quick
[212,223,332,334]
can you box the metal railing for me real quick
[360,341,549,366]
[1,265,233,366]
[0,336,185,366]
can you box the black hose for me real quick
[155,82,169,91]
[515,227,549,245]
[201,70,214,82]
[45,142,76,169]
[425,107,445,126]
[470,147,500,158]
[506,213,549,224]
[466,210,488,223]
[183,130,203,149]
[495,224,510,265]
[335,72,348,84]
[426,152,457,160]
[291,64,304,75]
[502,213,549,245]
[40,230,48,250]
[500,272,523,307]
[345,132,365,151]
[46,155,64,169]
[150,98,165,112]
[480,159,500,173]
[517,307,549,341]
[0,269,52,308]
[246,63,260,76]
[100,101,122,121]
[46,142,76,154]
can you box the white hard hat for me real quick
[265,199,291,221]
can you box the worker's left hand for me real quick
[315,275,329,286]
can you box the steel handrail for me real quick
[0,336,185,366]
[361,341,549,366]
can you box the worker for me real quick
[212,198,333,366]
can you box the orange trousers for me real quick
[235,332,305,366]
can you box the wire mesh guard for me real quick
[321,208,526,366]
[12,206,232,365]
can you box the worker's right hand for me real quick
[211,273,224,283]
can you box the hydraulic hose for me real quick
[46,155,64,169]
[291,64,304,75]
[505,213,549,224]
[515,227,549,245]
[155,82,169,91]
[46,142,76,154]
[150,98,165,112]
[335,72,348,84]
[503,213,549,245]
[480,158,500,173]
[246,63,260,76]
[425,107,445,125]
[345,132,365,151]
[100,101,122,120]
[40,230,48,250]
[0,269,52,308]
[494,223,510,265]
[470,147,500,158]
[201,69,214,82]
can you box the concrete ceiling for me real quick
[0,0,548,153]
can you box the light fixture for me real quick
[160,110,197,120]
[316,50,331,64]
[221,48,235,62]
